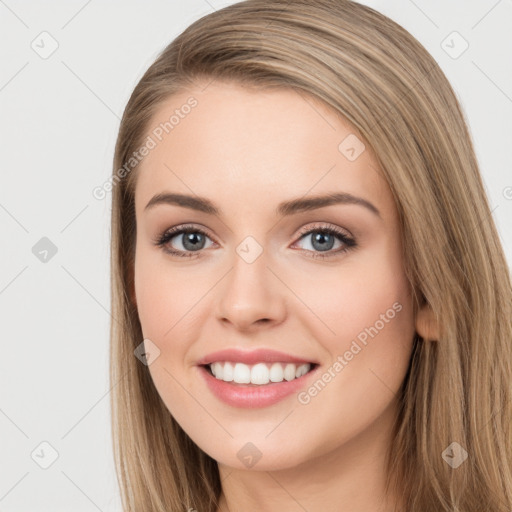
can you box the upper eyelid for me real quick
[296,222,352,237]
[164,223,217,242]
[162,222,351,240]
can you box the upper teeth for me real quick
[209,361,311,385]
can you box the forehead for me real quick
[134,81,390,219]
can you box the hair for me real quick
[109,0,512,510]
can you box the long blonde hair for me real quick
[109,1,512,510]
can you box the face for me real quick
[133,80,416,471]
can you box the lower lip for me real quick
[197,365,318,408]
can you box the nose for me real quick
[215,247,287,332]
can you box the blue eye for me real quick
[154,224,215,258]
[293,224,357,259]
[153,223,356,259]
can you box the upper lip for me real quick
[196,348,317,366]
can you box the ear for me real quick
[415,302,439,341]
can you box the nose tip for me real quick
[215,257,287,331]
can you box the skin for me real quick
[132,80,429,512]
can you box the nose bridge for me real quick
[215,234,286,329]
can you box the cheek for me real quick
[336,271,411,345]
[134,248,202,339]
[293,246,414,372]
[289,257,414,446]
[134,262,170,339]
[133,251,199,415]
[303,261,409,324]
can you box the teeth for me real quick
[283,363,296,381]
[223,362,234,382]
[269,362,284,382]
[251,363,269,385]
[209,361,312,385]
[212,362,223,380]
[233,362,251,384]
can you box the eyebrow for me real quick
[144,191,381,218]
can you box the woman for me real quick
[109,1,512,510]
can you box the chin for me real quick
[194,433,318,472]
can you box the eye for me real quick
[153,222,357,260]
[153,224,215,258]
[292,223,357,259]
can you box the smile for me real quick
[207,361,313,385]
[196,348,319,408]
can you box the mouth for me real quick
[201,361,319,386]
[197,361,320,408]
[196,348,320,407]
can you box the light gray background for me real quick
[0,1,511,510]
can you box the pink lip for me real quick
[196,348,316,366]
[197,364,319,409]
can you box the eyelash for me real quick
[152,223,357,260]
